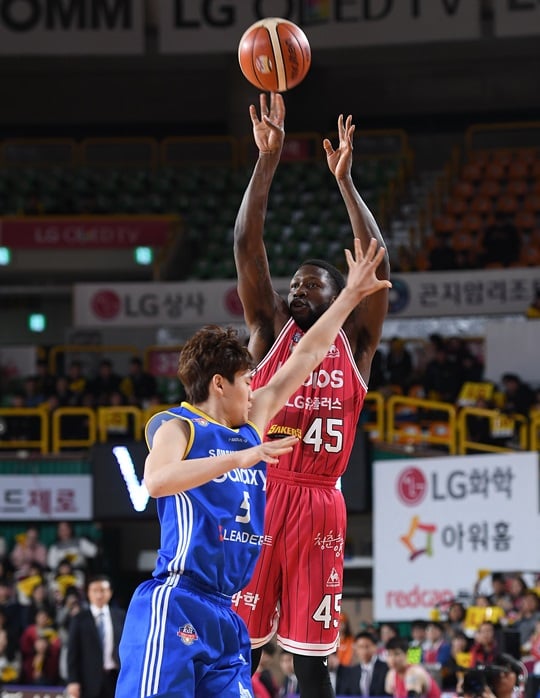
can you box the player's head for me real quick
[288,259,345,331]
[177,325,255,404]
[385,636,409,671]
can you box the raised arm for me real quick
[233,92,289,362]
[323,115,391,381]
[144,417,298,497]
[251,238,392,431]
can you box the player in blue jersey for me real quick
[114,238,390,698]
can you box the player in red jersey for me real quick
[232,92,390,698]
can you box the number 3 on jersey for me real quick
[313,593,343,629]
[303,418,343,452]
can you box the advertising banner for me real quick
[373,452,540,620]
[0,474,92,520]
[74,279,255,327]
[0,217,175,248]
[389,267,540,318]
[158,0,480,54]
[0,0,144,55]
[493,0,540,37]
[74,266,540,328]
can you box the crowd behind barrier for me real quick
[2,333,540,455]
[0,522,539,698]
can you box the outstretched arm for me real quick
[323,115,390,380]
[233,93,289,362]
[251,238,392,431]
[144,418,298,497]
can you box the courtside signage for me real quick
[373,452,540,620]
[0,474,92,520]
[158,1,479,53]
[0,0,143,54]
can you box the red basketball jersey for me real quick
[252,318,367,477]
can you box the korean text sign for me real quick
[373,452,540,620]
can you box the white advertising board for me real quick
[0,0,144,55]
[158,0,480,53]
[0,474,92,520]
[493,0,540,37]
[373,452,540,620]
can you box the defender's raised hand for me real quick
[343,237,392,301]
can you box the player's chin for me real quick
[290,307,314,330]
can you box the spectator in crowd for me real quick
[368,348,386,391]
[0,626,20,683]
[469,621,499,666]
[473,573,512,612]
[9,526,48,581]
[47,521,99,574]
[20,579,55,628]
[337,630,390,696]
[66,360,88,404]
[89,360,122,407]
[50,375,79,408]
[16,561,46,608]
[328,652,340,695]
[378,623,400,660]
[66,574,126,698]
[55,587,82,683]
[19,377,46,408]
[481,215,521,267]
[409,620,428,652]
[252,642,280,698]
[505,574,529,616]
[337,612,356,667]
[384,636,441,698]
[0,579,24,659]
[499,374,535,417]
[428,235,458,271]
[386,337,415,394]
[19,608,61,685]
[119,357,157,407]
[441,630,471,691]
[49,558,85,605]
[422,343,463,403]
[512,590,540,648]
[278,650,298,697]
[487,653,523,698]
[33,359,56,400]
[422,621,451,667]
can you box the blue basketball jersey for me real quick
[145,403,266,596]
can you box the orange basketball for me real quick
[238,17,311,92]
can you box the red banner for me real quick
[0,216,178,248]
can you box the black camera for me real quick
[462,669,488,698]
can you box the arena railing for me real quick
[0,407,49,454]
[457,406,528,455]
[1,401,537,456]
[385,395,458,455]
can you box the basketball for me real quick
[238,17,311,92]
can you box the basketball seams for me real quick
[269,21,287,92]
[238,17,310,93]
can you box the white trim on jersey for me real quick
[168,492,193,574]
[276,632,339,657]
[254,317,367,392]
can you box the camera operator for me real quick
[460,654,524,698]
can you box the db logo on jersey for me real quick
[177,624,198,645]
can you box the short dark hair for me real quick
[355,630,378,644]
[299,258,346,295]
[386,636,409,653]
[177,325,255,404]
